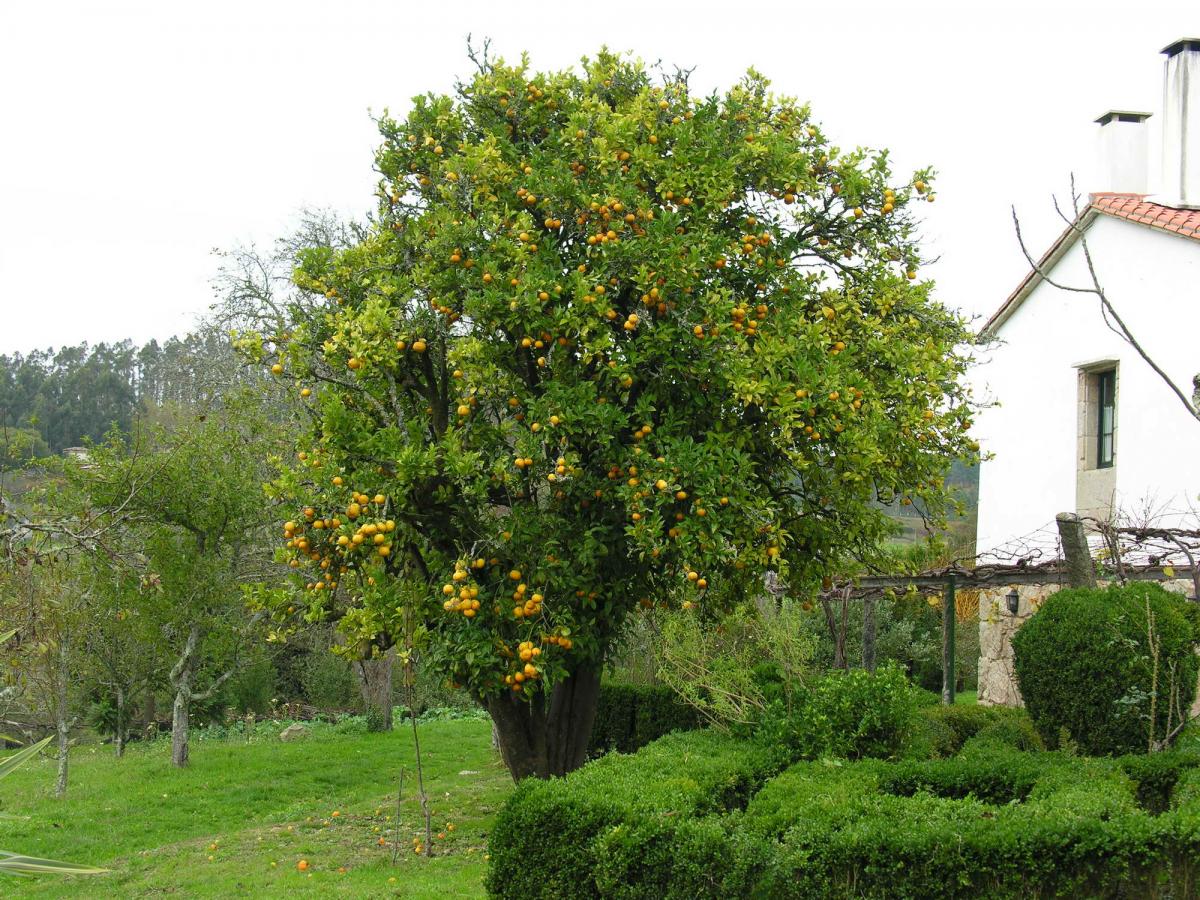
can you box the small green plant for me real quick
[763,663,919,762]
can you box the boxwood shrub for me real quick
[748,750,1200,897]
[1012,582,1199,755]
[493,729,1200,898]
[920,703,1035,749]
[485,729,778,900]
[587,683,699,756]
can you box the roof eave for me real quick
[980,208,1097,339]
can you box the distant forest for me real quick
[0,331,250,466]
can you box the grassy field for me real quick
[1,718,511,898]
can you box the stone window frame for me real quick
[1076,360,1119,472]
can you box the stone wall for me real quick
[977,578,1197,708]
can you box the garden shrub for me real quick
[970,715,1044,752]
[741,760,885,838]
[747,752,1195,898]
[587,683,699,756]
[656,601,815,731]
[591,813,773,900]
[491,727,1200,899]
[878,742,1049,804]
[761,664,920,763]
[1170,766,1200,810]
[1012,582,1199,755]
[486,729,778,900]
[300,645,359,711]
[906,707,958,759]
[917,703,1036,753]
[1119,751,1200,813]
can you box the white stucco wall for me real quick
[973,215,1200,556]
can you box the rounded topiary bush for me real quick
[1012,582,1198,755]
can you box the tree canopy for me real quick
[237,49,976,778]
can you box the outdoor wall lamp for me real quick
[1006,589,1020,615]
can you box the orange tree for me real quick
[238,50,976,780]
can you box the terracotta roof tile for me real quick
[1090,192,1200,240]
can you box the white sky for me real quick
[0,0,1193,354]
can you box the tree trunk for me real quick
[354,649,395,731]
[54,638,71,797]
[114,685,127,758]
[862,596,877,673]
[484,664,601,781]
[169,626,199,767]
[171,686,190,768]
[821,594,850,670]
[54,724,69,801]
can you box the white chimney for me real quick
[1161,38,1200,209]
[1094,110,1151,194]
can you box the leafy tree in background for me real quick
[76,403,277,766]
[0,550,93,797]
[0,426,49,471]
[238,49,975,779]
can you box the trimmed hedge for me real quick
[744,752,1180,898]
[907,703,1042,758]
[1012,582,1199,755]
[587,683,699,756]
[485,729,778,900]
[878,741,1046,804]
[490,728,1200,898]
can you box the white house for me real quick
[973,38,1200,559]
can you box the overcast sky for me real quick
[0,0,1193,354]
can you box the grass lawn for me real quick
[1,718,511,898]
[954,689,978,705]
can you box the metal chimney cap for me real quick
[1094,110,1152,125]
[1161,38,1200,57]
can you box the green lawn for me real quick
[2,719,511,898]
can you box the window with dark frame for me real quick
[1097,369,1116,468]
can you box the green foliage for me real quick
[591,813,773,900]
[0,331,261,454]
[879,741,1046,803]
[299,645,360,710]
[245,48,976,735]
[1012,582,1200,755]
[364,704,389,733]
[971,716,1044,752]
[655,600,814,729]
[906,708,958,759]
[794,588,978,693]
[587,682,699,755]
[507,729,1200,899]
[1119,751,1200,814]
[226,655,277,715]
[486,729,779,899]
[916,703,1038,755]
[0,426,49,470]
[758,663,919,763]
